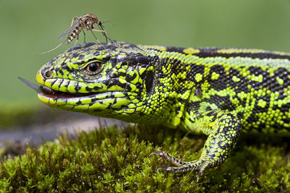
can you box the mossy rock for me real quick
[0,124,289,192]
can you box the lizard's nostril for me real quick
[43,68,53,78]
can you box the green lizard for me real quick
[22,42,290,181]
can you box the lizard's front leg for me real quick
[151,111,241,181]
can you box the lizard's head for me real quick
[36,42,156,121]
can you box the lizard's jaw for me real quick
[38,85,94,100]
[20,77,135,115]
[36,83,131,113]
[38,86,137,118]
[37,85,129,107]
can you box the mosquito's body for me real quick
[38,14,114,54]
[58,14,110,44]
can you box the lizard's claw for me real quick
[157,166,174,172]
[150,151,165,157]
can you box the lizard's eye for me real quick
[86,62,102,74]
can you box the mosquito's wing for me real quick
[57,22,79,40]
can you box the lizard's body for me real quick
[33,42,290,180]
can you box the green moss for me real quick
[0,125,289,192]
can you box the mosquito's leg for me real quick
[82,30,87,43]
[92,29,118,46]
[36,41,65,55]
[90,30,102,44]
[75,34,79,46]
[91,29,110,43]
[98,25,108,43]
[71,17,77,27]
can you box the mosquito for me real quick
[38,14,115,54]
[58,13,113,44]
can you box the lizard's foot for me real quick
[151,112,242,182]
[151,151,215,182]
[150,151,187,167]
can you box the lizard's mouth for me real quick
[19,77,95,99]
[19,77,132,114]
[38,85,94,99]
[19,77,140,118]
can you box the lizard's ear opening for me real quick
[145,70,154,94]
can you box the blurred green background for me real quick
[1,0,290,120]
